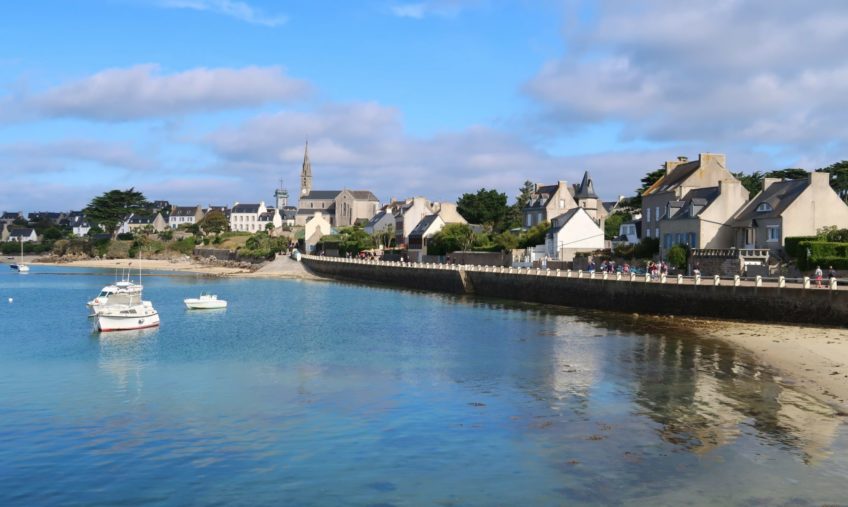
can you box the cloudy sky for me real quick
[2,0,847,212]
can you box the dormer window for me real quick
[756,202,773,212]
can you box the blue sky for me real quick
[2,0,847,212]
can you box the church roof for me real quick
[302,190,341,200]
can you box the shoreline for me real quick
[14,257,848,410]
[26,257,324,281]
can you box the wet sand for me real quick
[682,317,848,411]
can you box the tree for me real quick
[667,244,689,269]
[518,221,550,248]
[732,171,764,198]
[83,188,149,238]
[504,180,536,230]
[766,168,808,180]
[817,160,848,201]
[428,223,474,255]
[199,210,229,236]
[629,167,666,207]
[337,225,374,254]
[604,211,632,240]
[457,188,509,231]
[374,224,395,249]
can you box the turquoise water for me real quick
[0,266,846,506]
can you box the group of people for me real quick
[586,260,632,274]
[814,265,838,288]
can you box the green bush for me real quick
[117,232,134,241]
[809,257,848,271]
[667,244,689,269]
[796,240,848,270]
[170,237,197,255]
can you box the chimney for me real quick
[677,156,688,162]
[699,152,727,168]
[762,178,780,192]
[811,171,829,188]
[665,160,682,174]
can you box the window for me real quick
[664,234,672,248]
[655,228,659,238]
[767,225,780,242]
[559,199,564,209]
[655,206,661,221]
[646,228,651,238]
[756,202,773,212]
[526,214,531,227]
[687,233,697,246]
[646,207,651,222]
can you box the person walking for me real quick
[828,265,837,280]
[815,265,823,288]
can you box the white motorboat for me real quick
[87,279,144,309]
[184,293,227,310]
[96,293,160,332]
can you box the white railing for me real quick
[300,255,842,291]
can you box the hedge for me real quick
[784,236,819,259]
[796,240,848,270]
[808,257,848,271]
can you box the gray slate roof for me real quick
[573,171,598,199]
[9,228,35,237]
[549,208,583,233]
[666,187,720,220]
[733,179,809,225]
[302,190,341,200]
[171,206,199,217]
[232,204,261,213]
[409,214,439,238]
[646,160,701,195]
[348,190,379,201]
[365,210,389,228]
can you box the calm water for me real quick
[0,266,846,506]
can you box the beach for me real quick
[683,317,848,412]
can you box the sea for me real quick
[1,265,846,506]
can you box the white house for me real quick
[394,197,436,247]
[545,207,605,261]
[407,214,445,262]
[9,228,38,243]
[230,201,268,232]
[67,213,91,237]
[257,208,283,233]
[304,212,333,253]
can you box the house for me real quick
[257,208,283,233]
[394,197,437,248]
[229,202,269,232]
[67,213,91,237]
[127,212,168,233]
[545,207,605,261]
[296,190,340,226]
[364,209,395,235]
[658,179,749,256]
[406,202,468,262]
[1,211,23,226]
[168,205,204,229]
[732,172,848,250]
[280,206,297,227]
[614,220,642,245]
[9,228,38,243]
[27,212,65,225]
[303,212,333,253]
[641,153,736,242]
[522,171,605,229]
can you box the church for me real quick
[294,142,380,227]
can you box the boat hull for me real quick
[184,300,227,310]
[96,306,160,332]
[10,264,29,273]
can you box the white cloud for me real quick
[8,64,310,122]
[0,139,155,173]
[158,0,287,26]
[389,0,483,19]
[525,0,848,152]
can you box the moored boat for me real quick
[184,293,227,310]
[96,293,160,332]
[87,280,144,309]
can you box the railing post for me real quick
[713,275,720,286]
[615,272,622,281]
[755,275,762,287]
[803,276,810,289]
[831,278,838,291]
[644,273,650,283]
[578,270,583,279]
[590,271,596,280]
[566,269,572,277]
[694,274,701,285]
[602,272,608,280]
[778,276,785,288]
[660,274,667,284]
[629,272,636,282]
[556,269,561,277]
[677,274,683,285]
[734,275,740,287]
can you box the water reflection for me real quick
[97,328,158,396]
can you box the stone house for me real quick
[657,179,749,257]
[641,153,738,243]
[406,203,469,262]
[9,228,38,242]
[394,197,437,248]
[168,205,204,230]
[127,212,168,233]
[522,171,606,229]
[732,172,848,250]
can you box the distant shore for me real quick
[25,257,324,281]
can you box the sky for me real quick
[2,0,847,212]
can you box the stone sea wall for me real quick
[303,256,848,327]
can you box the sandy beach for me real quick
[680,317,848,412]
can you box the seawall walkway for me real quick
[302,255,848,328]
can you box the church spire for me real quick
[300,140,312,198]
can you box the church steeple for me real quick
[300,140,312,198]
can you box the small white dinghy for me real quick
[184,293,227,310]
